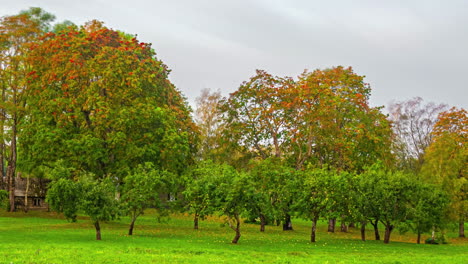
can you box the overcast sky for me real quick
[2,0,467,110]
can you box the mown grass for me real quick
[0,210,466,263]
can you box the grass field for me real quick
[0,210,466,263]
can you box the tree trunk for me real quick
[194,213,199,230]
[417,231,421,244]
[95,221,102,240]
[230,214,241,244]
[383,225,393,244]
[459,217,465,238]
[128,216,136,235]
[259,213,266,232]
[340,221,348,232]
[360,221,366,241]
[283,214,293,231]
[24,176,29,213]
[311,217,318,243]
[7,119,17,212]
[327,218,336,233]
[370,219,380,240]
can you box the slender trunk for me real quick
[230,214,241,244]
[459,217,465,238]
[283,214,293,231]
[360,221,366,241]
[259,213,266,232]
[94,221,102,240]
[417,231,421,244]
[340,221,348,232]
[311,217,318,243]
[370,219,380,240]
[194,213,199,230]
[24,176,29,213]
[327,218,336,233]
[128,216,136,235]
[384,224,393,244]
[7,118,17,212]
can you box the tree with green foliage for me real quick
[217,169,250,244]
[293,168,337,242]
[405,183,449,244]
[375,170,416,243]
[422,107,467,238]
[121,163,167,235]
[0,10,50,211]
[46,161,119,240]
[80,176,120,240]
[183,160,226,230]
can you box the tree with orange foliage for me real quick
[422,107,467,237]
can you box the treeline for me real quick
[0,8,466,244]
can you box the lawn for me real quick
[0,210,466,263]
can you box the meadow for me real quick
[0,210,466,264]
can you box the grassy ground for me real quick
[0,210,466,263]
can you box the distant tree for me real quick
[422,107,467,238]
[194,88,224,161]
[388,97,447,172]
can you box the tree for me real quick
[422,107,467,238]
[46,162,119,240]
[182,160,226,230]
[194,88,224,161]
[0,11,47,211]
[222,70,293,160]
[294,168,340,242]
[245,158,297,232]
[217,169,250,244]
[388,97,447,172]
[22,20,195,184]
[405,183,449,244]
[121,163,166,235]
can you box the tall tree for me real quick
[0,11,52,211]
[422,107,467,237]
[22,20,195,184]
[388,97,447,172]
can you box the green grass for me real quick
[0,210,466,263]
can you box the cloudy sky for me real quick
[2,0,467,110]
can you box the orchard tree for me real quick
[46,161,119,240]
[218,169,250,244]
[406,184,449,244]
[294,168,339,242]
[21,21,195,184]
[182,160,229,230]
[388,97,447,172]
[121,163,167,235]
[245,158,297,232]
[422,107,467,237]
